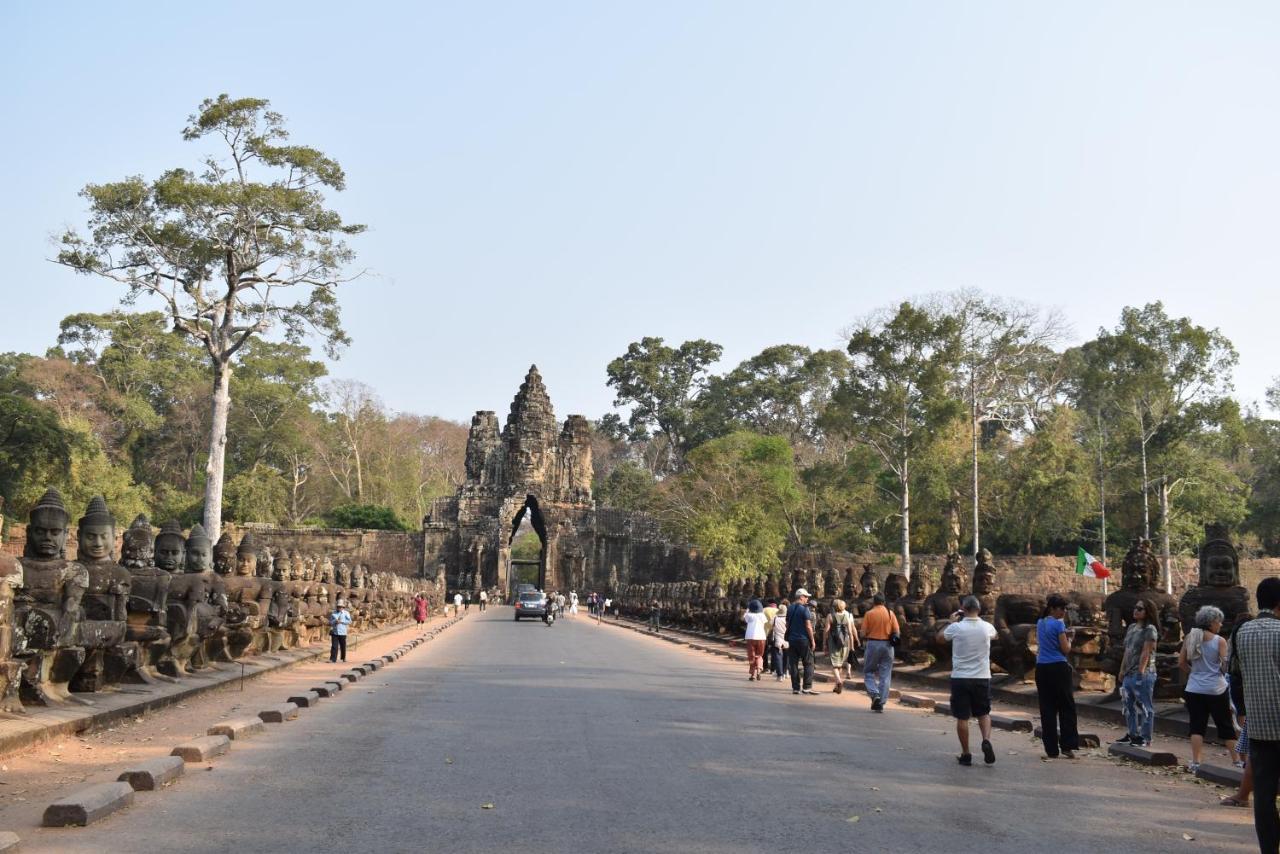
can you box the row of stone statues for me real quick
[0,489,432,712]
[615,525,1253,695]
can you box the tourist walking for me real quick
[1115,598,1158,747]
[1035,594,1081,759]
[785,589,817,695]
[938,595,998,766]
[824,599,858,695]
[329,599,352,663]
[861,592,899,712]
[1233,577,1280,853]
[479,589,488,612]
[761,599,780,675]
[648,599,662,632]
[569,591,578,616]
[1180,604,1237,774]
[464,591,471,612]
[1222,616,1254,809]
[743,599,769,681]
[771,600,788,682]
[453,591,463,615]
[413,592,429,626]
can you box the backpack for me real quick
[829,612,849,649]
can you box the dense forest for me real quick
[592,294,1280,580]
[5,293,1278,581]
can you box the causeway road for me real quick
[35,606,1257,853]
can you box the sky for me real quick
[3,2,1278,424]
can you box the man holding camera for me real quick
[939,595,998,766]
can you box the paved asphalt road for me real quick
[35,607,1257,853]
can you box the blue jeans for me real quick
[1121,671,1156,742]
[864,639,894,701]
[769,644,785,676]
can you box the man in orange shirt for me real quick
[861,592,900,712]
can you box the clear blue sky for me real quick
[3,2,1277,423]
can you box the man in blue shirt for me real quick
[329,599,352,663]
[786,589,818,695]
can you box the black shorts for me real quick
[1183,690,1236,739]
[950,678,992,721]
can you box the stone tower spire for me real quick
[502,365,559,489]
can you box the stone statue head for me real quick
[907,572,931,600]
[1199,524,1239,587]
[859,565,879,597]
[939,554,966,595]
[287,550,303,581]
[25,488,70,560]
[1121,539,1156,591]
[121,514,154,569]
[300,555,315,582]
[77,495,115,562]
[273,550,291,582]
[884,573,908,602]
[185,523,213,572]
[972,562,997,597]
[256,544,274,579]
[353,564,367,587]
[235,532,258,577]
[154,520,186,573]
[213,533,237,575]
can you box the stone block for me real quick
[934,702,953,716]
[42,782,135,827]
[0,831,17,852]
[288,691,321,708]
[1196,764,1244,786]
[341,672,360,683]
[312,684,337,698]
[1033,727,1100,748]
[325,680,344,692]
[258,702,300,723]
[364,660,382,671]
[382,655,394,663]
[990,714,1033,733]
[207,717,265,740]
[898,693,936,710]
[117,755,186,790]
[171,734,231,762]
[1108,743,1178,766]
[352,665,370,675]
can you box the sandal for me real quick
[834,681,843,694]
[1220,796,1248,808]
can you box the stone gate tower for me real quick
[423,366,594,593]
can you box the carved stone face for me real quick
[907,574,930,599]
[235,552,256,577]
[121,533,153,568]
[28,508,69,560]
[860,570,879,597]
[1202,546,1238,587]
[186,541,212,573]
[78,523,114,562]
[155,537,185,572]
[257,549,274,579]
[884,574,907,601]
[940,571,962,595]
[973,569,996,597]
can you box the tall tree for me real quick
[940,291,1066,558]
[606,337,722,474]
[825,302,962,577]
[56,94,365,537]
[1077,303,1237,589]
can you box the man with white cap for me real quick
[784,588,818,695]
[329,598,352,663]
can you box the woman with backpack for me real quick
[771,600,789,682]
[825,599,860,694]
[1179,604,1237,774]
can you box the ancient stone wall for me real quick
[235,525,426,578]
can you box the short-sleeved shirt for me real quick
[861,605,899,641]
[785,602,813,642]
[1036,617,1069,664]
[1236,613,1280,740]
[1120,622,1158,677]
[943,618,998,679]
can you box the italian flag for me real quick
[1076,547,1111,579]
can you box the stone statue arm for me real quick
[63,565,89,621]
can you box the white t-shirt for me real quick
[453,594,462,606]
[479,591,488,601]
[743,611,768,641]
[943,618,998,679]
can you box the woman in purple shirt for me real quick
[1035,594,1080,759]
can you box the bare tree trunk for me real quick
[900,455,912,579]
[972,381,980,558]
[202,359,232,539]
[947,489,961,556]
[1160,475,1172,594]
[1140,417,1151,538]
